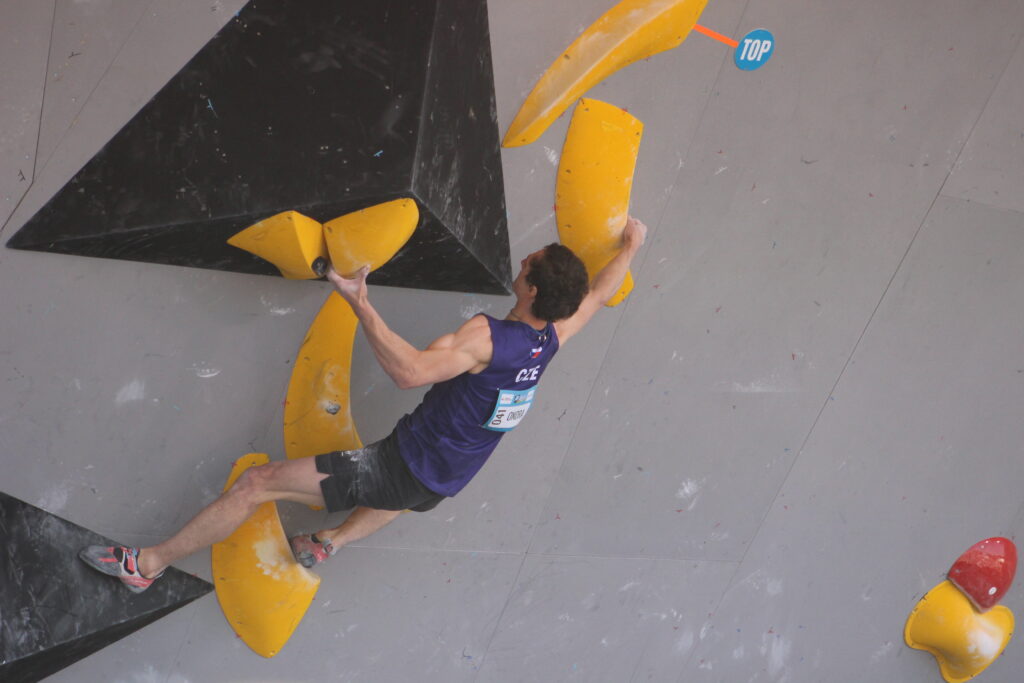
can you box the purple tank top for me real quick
[396,314,559,496]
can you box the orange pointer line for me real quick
[694,23,739,49]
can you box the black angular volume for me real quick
[8,0,511,295]
[0,491,213,682]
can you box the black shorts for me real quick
[314,430,445,513]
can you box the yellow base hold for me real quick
[503,0,708,147]
[211,453,321,658]
[284,292,363,460]
[323,198,419,277]
[556,99,643,307]
[905,580,1015,683]
[226,211,329,279]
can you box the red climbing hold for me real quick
[947,537,1017,611]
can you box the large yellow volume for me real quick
[503,0,707,147]
[556,98,642,307]
[226,211,329,279]
[284,292,362,460]
[905,580,1015,683]
[211,453,320,658]
[323,198,419,277]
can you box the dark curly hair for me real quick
[526,243,590,322]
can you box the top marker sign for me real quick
[734,28,775,71]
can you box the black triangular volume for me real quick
[0,491,213,683]
[8,0,511,295]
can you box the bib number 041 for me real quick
[483,387,536,432]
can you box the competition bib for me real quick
[483,387,536,432]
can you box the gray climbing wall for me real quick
[1,0,1022,680]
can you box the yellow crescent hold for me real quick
[556,98,643,307]
[211,453,321,658]
[284,292,363,460]
[503,0,708,147]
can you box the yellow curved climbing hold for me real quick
[503,0,708,147]
[211,453,320,658]
[284,292,362,460]
[227,211,329,279]
[905,580,1015,683]
[323,198,419,277]
[556,98,642,307]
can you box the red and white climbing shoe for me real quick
[79,545,162,594]
[289,533,336,568]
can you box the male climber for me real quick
[80,217,647,592]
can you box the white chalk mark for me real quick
[715,371,797,394]
[870,641,894,663]
[191,364,221,378]
[115,378,145,405]
[459,295,491,320]
[676,478,706,511]
[677,479,699,499]
[251,539,287,579]
[966,625,1003,658]
[37,483,71,513]
[740,569,784,596]
[260,295,295,316]
[767,635,791,676]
